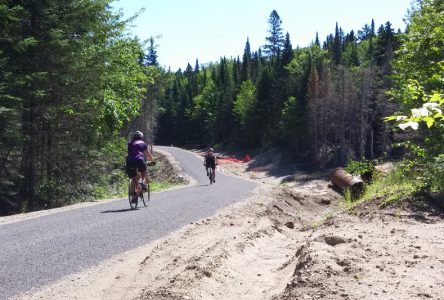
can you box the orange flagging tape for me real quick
[217,154,251,164]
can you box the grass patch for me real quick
[92,180,182,201]
[150,181,178,191]
[343,166,419,210]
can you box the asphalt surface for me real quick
[0,146,257,299]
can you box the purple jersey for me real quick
[127,140,147,160]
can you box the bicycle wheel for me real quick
[129,179,138,210]
[209,169,213,185]
[141,182,150,207]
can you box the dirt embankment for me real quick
[11,150,444,300]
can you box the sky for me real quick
[112,0,414,71]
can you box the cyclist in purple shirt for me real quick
[125,131,155,203]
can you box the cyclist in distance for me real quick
[204,147,217,183]
[126,131,155,203]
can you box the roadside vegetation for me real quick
[343,164,416,207]
[341,0,443,211]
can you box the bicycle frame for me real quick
[128,163,153,209]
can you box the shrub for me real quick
[345,159,376,182]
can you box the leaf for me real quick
[429,92,443,103]
[423,116,435,128]
[384,116,398,121]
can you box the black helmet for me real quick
[133,131,144,140]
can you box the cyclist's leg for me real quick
[126,160,138,198]
[140,170,148,190]
[209,161,216,179]
[140,170,148,183]
[136,159,148,190]
[131,175,138,195]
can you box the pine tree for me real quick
[241,38,252,82]
[233,56,240,90]
[251,50,263,83]
[333,22,343,65]
[375,22,395,67]
[263,10,285,57]
[145,36,158,66]
[343,30,360,67]
[315,32,321,47]
[194,59,200,73]
[358,22,372,41]
[253,67,273,146]
[282,32,294,66]
[323,33,334,52]
[367,19,376,65]
[217,59,236,144]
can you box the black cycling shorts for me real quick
[205,162,216,170]
[125,159,147,178]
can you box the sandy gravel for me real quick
[7,153,444,300]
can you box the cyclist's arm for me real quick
[144,148,154,162]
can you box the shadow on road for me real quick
[100,208,136,213]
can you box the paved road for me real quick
[0,146,256,299]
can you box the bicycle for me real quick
[128,161,155,209]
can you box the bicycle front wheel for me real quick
[141,183,150,207]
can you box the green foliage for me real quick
[191,78,219,140]
[281,96,298,127]
[386,0,444,193]
[150,181,176,191]
[96,38,149,132]
[341,187,353,204]
[342,40,360,67]
[345,159,376,180]
[428,154,444,191]
[386,89,444,131]
[279,95,307,154]
[99,139,128,186]
[392,0,444,104]
[345,166,418,208]
[233,80,256,127]
[286,47,313,79]
[0,0,153,215]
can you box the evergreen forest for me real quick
[1,0,443,215]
